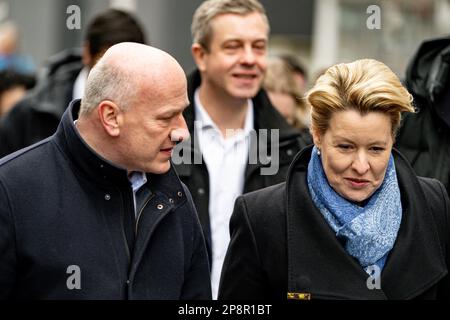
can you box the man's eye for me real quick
[224,43,240,50]
[253,43,266,51]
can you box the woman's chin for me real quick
[338,188,373,204]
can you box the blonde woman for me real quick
[219,59,450,300]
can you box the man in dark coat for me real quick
[396,36,450,194]
[173,0,310,299]
[0,9,147,158]
[0,43,211,300]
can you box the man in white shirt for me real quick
[173,0,310,299]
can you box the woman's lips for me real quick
[345,178,370,188]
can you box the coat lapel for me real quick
[131,192,174,275]
[129,168,187,279]
[380,152,447,299]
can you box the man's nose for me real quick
[170,114,190,143]
[240,46,256,65]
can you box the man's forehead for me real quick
[153,92,189,110]
[155,102,189,115]
[210,12,269,38]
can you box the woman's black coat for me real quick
[219,146,450,300]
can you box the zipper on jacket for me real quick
[120,189,135,263]
[121,207,131,262]
[135,193,155,235]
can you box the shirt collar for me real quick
[128,171,148,192]
[193,88,254,137]
[194,88,217,131]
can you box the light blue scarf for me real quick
[307,146,402,273]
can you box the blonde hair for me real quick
[263,57,310,129]
[191,0,269,51]
[306,59,414,137]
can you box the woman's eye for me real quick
[338,144,352,150]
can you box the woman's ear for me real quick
[311,127,322,150]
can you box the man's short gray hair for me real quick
[191,0,269,51]
[79,59,137,116]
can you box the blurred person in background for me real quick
[0,70,35,117]
[0,9,146,158]
[0,21,35,75]
[263,56,311,133]
[396,36,450,195]
[279,53,308,94]
[219,59,450,300]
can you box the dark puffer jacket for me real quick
[0,49,83,158]
[396,36,450,194]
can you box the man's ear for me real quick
[97,101,122,137]
[191,43,208,72]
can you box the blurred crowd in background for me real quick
[1,0,449,122]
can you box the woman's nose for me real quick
[351,152,370,175]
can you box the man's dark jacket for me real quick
[0,49,83,158]
[0,100,211,299]
[396,36,450,194]
[219,146,450,300]
[173,70,311,261]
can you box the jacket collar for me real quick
[53,100,185,197]
[286,146,447,299]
